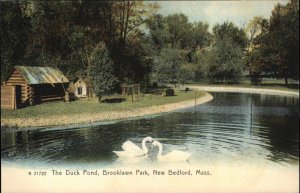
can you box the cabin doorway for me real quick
[15,85,22,108]
[77,87,82,95]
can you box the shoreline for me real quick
[1,92,213,129]
[189,85,299,97]
[1,86,298,129]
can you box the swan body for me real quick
[116,155,148,164]
[152,141,192,162]
[113,137,153,157]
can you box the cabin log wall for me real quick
[6,69,30,104]
[1,85,16,110]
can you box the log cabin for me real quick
[4,66,69,107]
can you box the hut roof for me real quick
[74,77,93,86]
[14,66,69,85]
[74,77,87,83]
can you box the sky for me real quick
[155,1,288,30]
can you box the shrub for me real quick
[165,88,175,96]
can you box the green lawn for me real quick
[1,89,205,119]
[2,80,298,121]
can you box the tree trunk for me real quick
[284,75,288,86]
[98,95,102,103]
[123,1,131,45]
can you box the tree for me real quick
[147,14,169,50]
[203,22,246,83]
[29,1,73,64]
[245,17,271,84]
[178,64,195,85]
[268,0,299,84]
[0,1,31,81]
[245,16,267,51]
[183,21,211,63]
[213,22,248,49]
[93,43,117,102]
[152,48,185,86]
[108,1,158,82]
[194,50,209,79]
[247,50,268,84]
[147,13,212,85]
[248,0,299,85]
[184,22,211,50]
[0,1,162,89]
[111,1,159,48]
[165,13,191,48]
[111,34,154,84]
[204,37,245,83]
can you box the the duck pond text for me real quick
[27,169,212,177]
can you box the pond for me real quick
[1,92,299,168]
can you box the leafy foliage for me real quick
[152,48,185,85]
[0,2,31,80]
[92,43,117,101]
[0,1,158,85]
[1,0,298,89]
[213,22,248,49]
[204,37,245,83]
[178,63,195,85]
[246,0,299,85]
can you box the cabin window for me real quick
[78,87,82,95]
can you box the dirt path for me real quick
[189,85,299,97]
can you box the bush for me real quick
[152,82,158,88]
[165,88,175,96]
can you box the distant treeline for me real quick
[1,1,298,93]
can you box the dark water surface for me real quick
[1,92,299,167]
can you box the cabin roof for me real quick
[14,66,69,85]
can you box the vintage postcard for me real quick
[1,1,299,193]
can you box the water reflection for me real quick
[1,92,299,166]
[253,116,299,163]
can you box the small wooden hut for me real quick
[4,66,69,107]
[74,78,89,98]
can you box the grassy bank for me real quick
[2,90,204,119]
[1,90,211,128]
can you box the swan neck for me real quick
[157,143,163,157]
[142,138,148,153]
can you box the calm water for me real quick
[1,92,299,167]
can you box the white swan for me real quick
[152,141,192,162]
[113,136,153,157]
[116,155,148,164]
